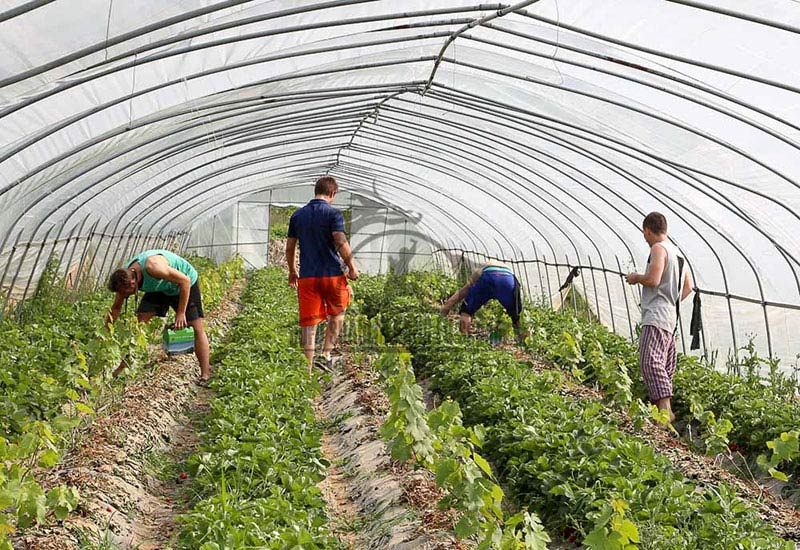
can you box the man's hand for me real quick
[175,312,188,329]
[289,271,299,288]
[346,266,359,281]
[626,272,639,285]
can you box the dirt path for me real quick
[501,344,800,541]
[315,349,465,550]
[15,280,244,550]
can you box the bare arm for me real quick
[333,231,358,279]
[627,245,666,287]
[441,283,472,315]
[286,237,298,287]
[146,256,191,327]
[106,293,125,328]
[681,269,693,300]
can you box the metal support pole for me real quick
[73,219,101,290]
[543,254,554,309]
[587,255,601,323]
[56,224,78,283]
[763,304,774,359]
[378,207,389,273]
[235,201,240,257]
[6,240,33,314]
[532,241,544,302]
[615,255,635,342]
[86,219,115,293]
[96,219,127,290]
[598,254,616,334]
[0,229,25,315]
[266,190,273,266]
[575,253,591,320]
[19,225,57,315]
[567,255,578,313]
[62,214,91,287]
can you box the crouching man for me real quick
[106,250,211,384]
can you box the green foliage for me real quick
[757,431,800,482]
[519,288,800,476]
[177,268,341,549]
[688,396,733,455]
[583,499,640,550]
[362,272,792,550]
[269,206,298,240]
[0,254,240,546]
[374,349,548,549]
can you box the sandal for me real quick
[195,377,212,388]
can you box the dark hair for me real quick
[314,176,338,197]
[643,212,668,234]
[108,268,132,292]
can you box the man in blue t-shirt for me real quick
[286,176,359,373]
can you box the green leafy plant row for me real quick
[178,267,341,550]
[371,343,550,549]
[354,274,792,549]
[0,254,243,548]
[517,303,800,475]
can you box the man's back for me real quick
[288,199,345,279]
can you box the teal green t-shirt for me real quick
[126,250,198,296]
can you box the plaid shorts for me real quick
[639,324,677,402]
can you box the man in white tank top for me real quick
[626,212,692,423]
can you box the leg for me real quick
[639,325,675,423]
[297,277,325,373]
[662,333,679,423]
[319,275,351,362]
[301,325,318,372]
[113,311,156,377]
[323,312,345,359]
[188,318,211,380]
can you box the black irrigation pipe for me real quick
[422,88,763,354]
[429,84,796,328]
[436,246,800,314]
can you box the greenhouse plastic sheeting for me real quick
[1,0,799,367]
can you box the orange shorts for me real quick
[297,275,351,326]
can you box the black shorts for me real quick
[137,280,204,322]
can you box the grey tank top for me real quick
[641,241,683,332]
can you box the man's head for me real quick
[108,268,137,296]
[642,211,668,245]
[314,176,338,203]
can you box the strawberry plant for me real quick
[178,268,340,549]
[362,273,793,549]
[0,254,241,546]
[374,348,549,549]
